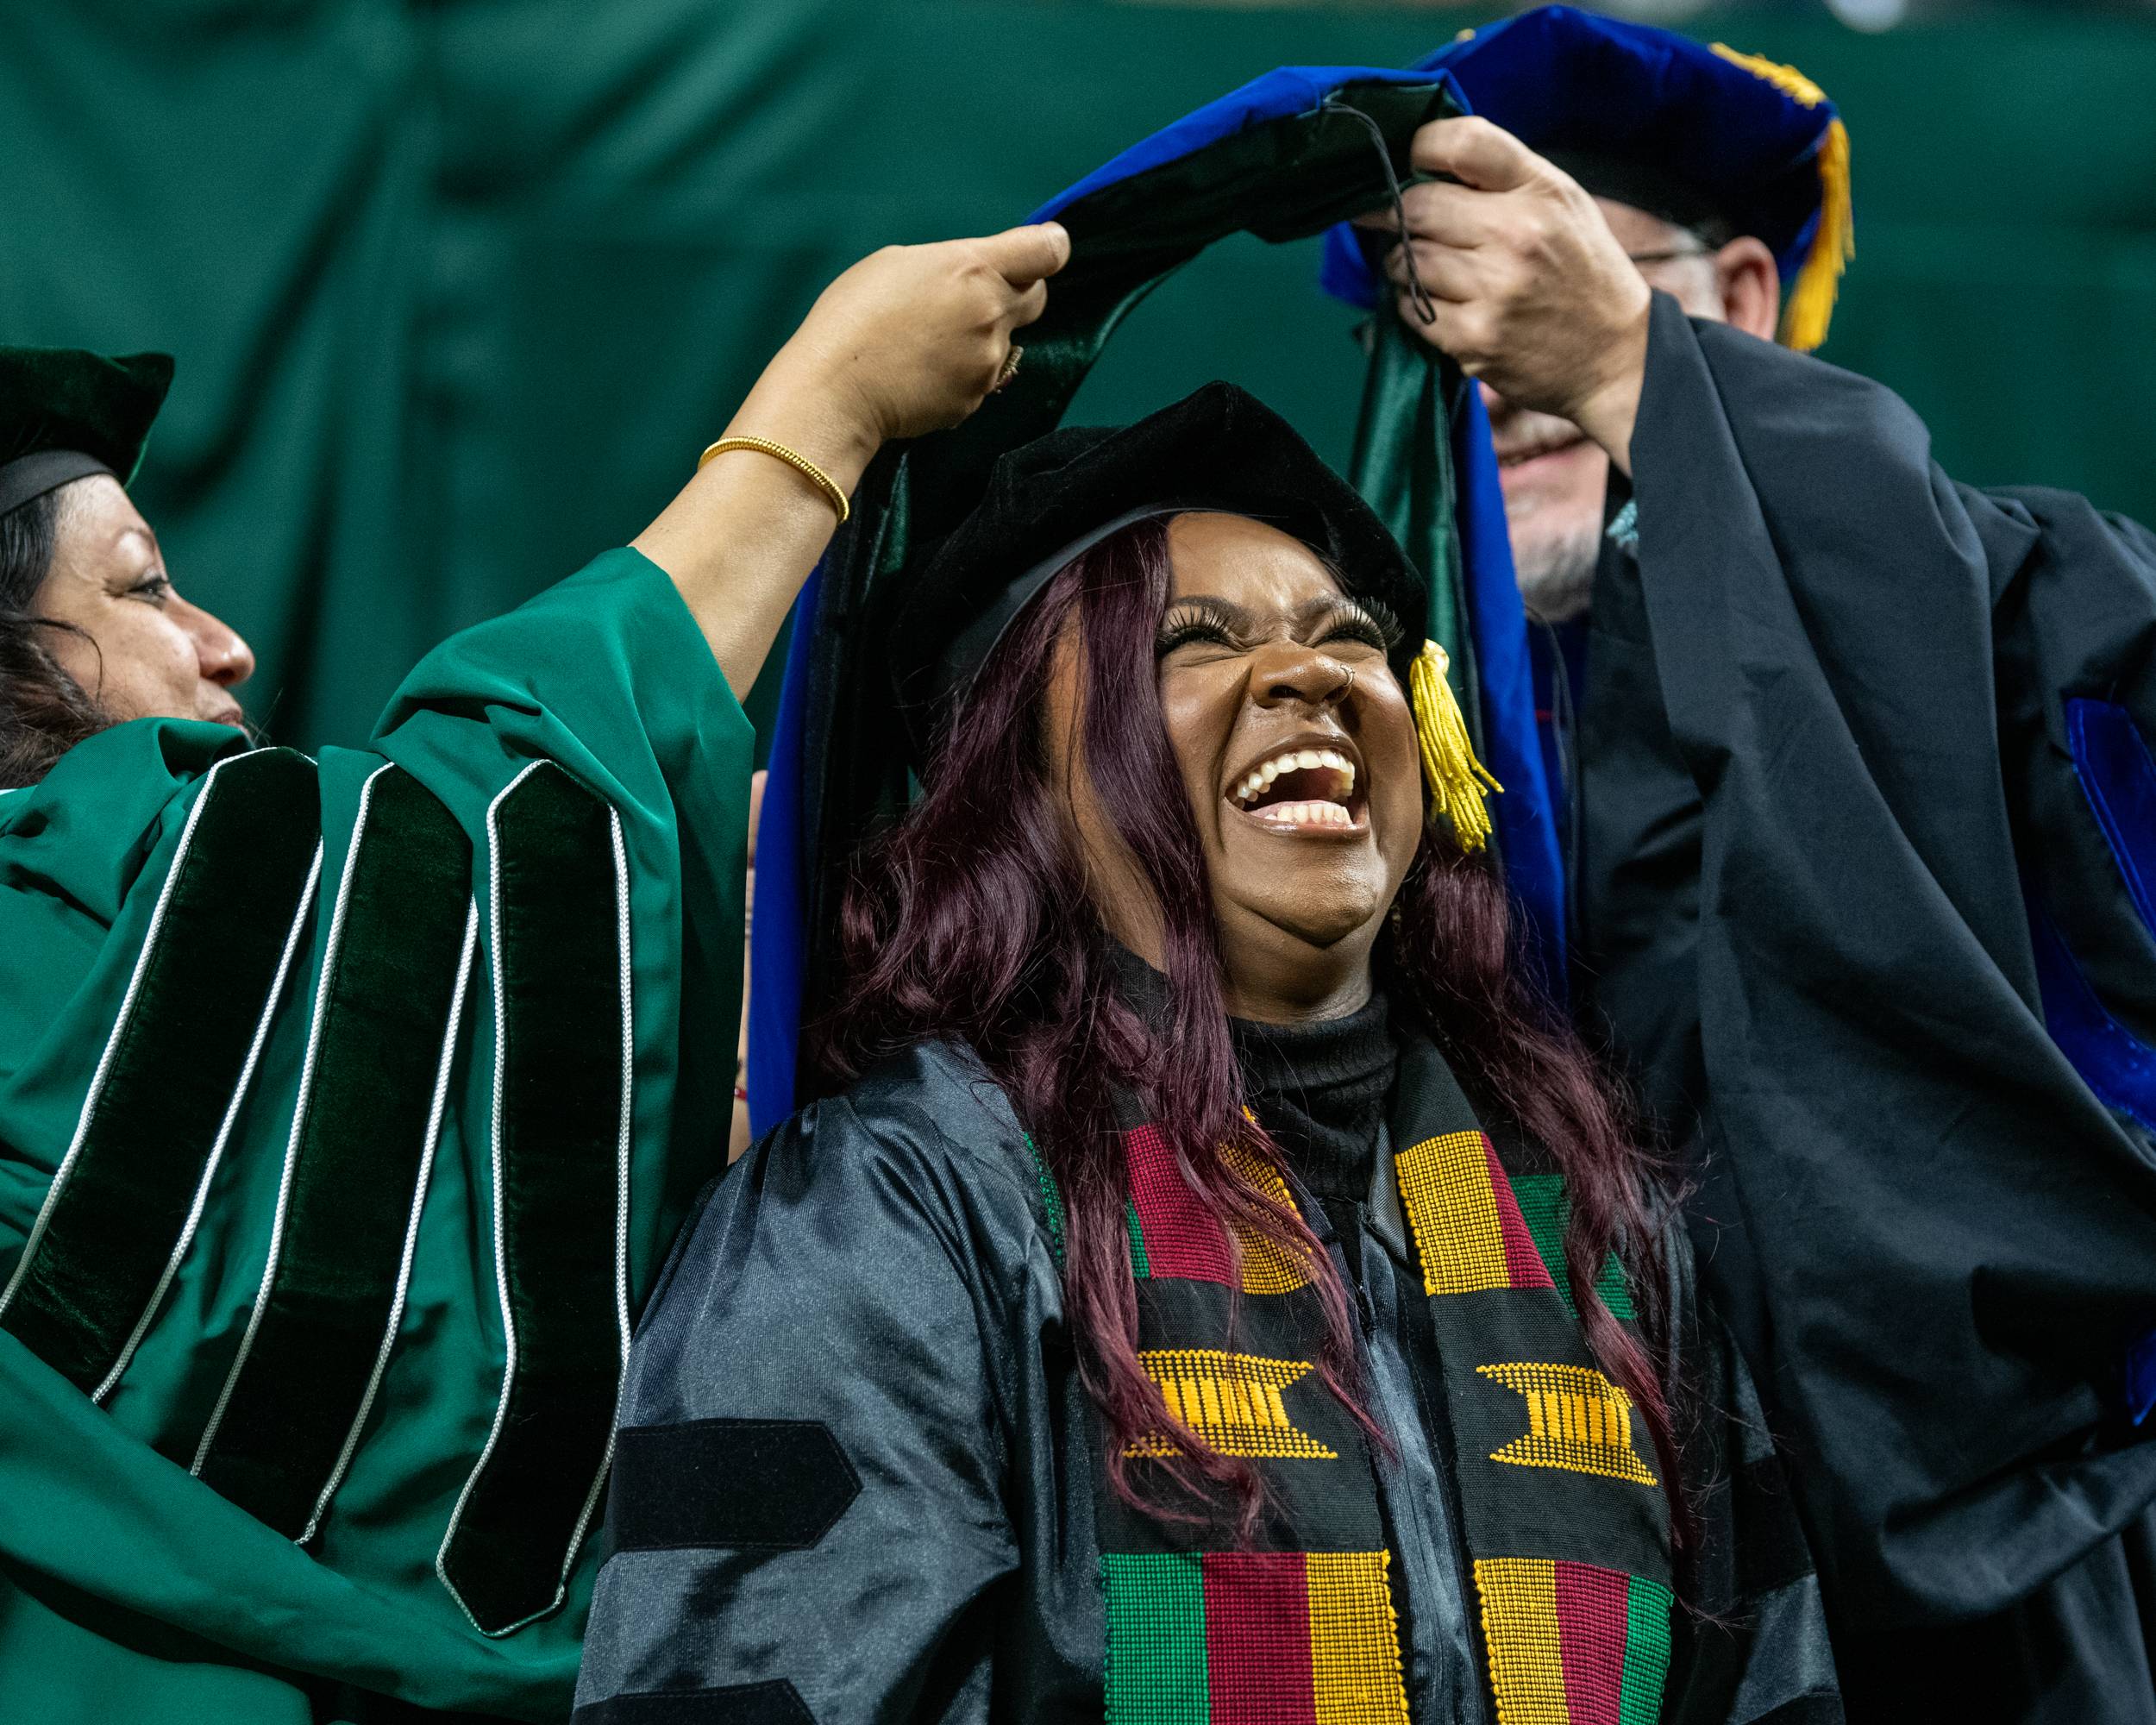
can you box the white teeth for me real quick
[1230,746,1361,808]
[1257,800,1354,829]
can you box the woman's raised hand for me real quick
[768,223,1072,450]
[636,222,1071,701]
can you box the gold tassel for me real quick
[1710,44,1854,354]
[1710,41,1828,105]
[1409,641,1502,854]
[1783,117,1852,353]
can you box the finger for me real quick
[1400,292,1489,366]
[976,221,1071,288]
[1383,238,1481,303]
[1006,277,1050,330]
[1352,185,1490,254]
[1401,181,1496,247]
[1408,115,1542,194]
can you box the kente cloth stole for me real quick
[1054,1032,1673,1725]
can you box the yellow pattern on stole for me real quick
[1476,1362,1658,1486]
[1129,1349,1336,1459]
[1393,1130,1508,1295]
[1221,1136,1314,1295]
[1471,1557,1569,1725]
[1307,1552,1413,1725]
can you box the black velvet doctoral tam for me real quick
[889,380,1426,760]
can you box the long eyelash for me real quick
[1156,594,1405,656]
[1326,596,1404,650]
[1156,596,1243,656]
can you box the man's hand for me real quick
[1362,116,1650,471]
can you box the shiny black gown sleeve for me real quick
[569,1047,1039,1725]
[1576,294,2156,1714]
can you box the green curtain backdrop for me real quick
[4,0,2153,751]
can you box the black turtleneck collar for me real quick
[1105,942,1395,1202]
[1230,996,1394,1201]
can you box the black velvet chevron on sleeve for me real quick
[193,766,474,1540]
[438,762,632,1636]
[0,748,320,1396]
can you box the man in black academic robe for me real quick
[1369,94,2156,1725]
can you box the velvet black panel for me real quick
[1,748,320,1392]
[195,767,473,1537]
[439,762,626,1634]
[573,1681,816,1725]
[608,1419,860,1553]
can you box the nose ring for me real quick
[1332,664,1356,703]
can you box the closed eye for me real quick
[1319,596,1402,653]
[1156,619,1235,656]
[1156,593,1402,657]
[1317,616,1394,654]
[1156,597,1250,658]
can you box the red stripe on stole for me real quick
[1553,1559,1628,1725]
[1483,1140,1556,1290]
[1202,1552,1317,1725]
[1125,1124,1236,1284]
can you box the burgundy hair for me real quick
[816,518,1683,1540]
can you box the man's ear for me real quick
[1714,235,1782,342]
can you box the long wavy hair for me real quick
[1,487,113,787]
[817,517,1681,1539]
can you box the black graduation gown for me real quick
[570,1037,1839,1725]
[1576,293,2156,1722]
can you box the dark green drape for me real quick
[1347,315,1480,751]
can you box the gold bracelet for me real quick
[696,436,850,526]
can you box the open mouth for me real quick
[1227,744,1366,834]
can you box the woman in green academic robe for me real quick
[0,220,1069,1724]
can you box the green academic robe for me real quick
[0,548,750,1722]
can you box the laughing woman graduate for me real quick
[574,386,1839,1725]
[0,224,1066,1721]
